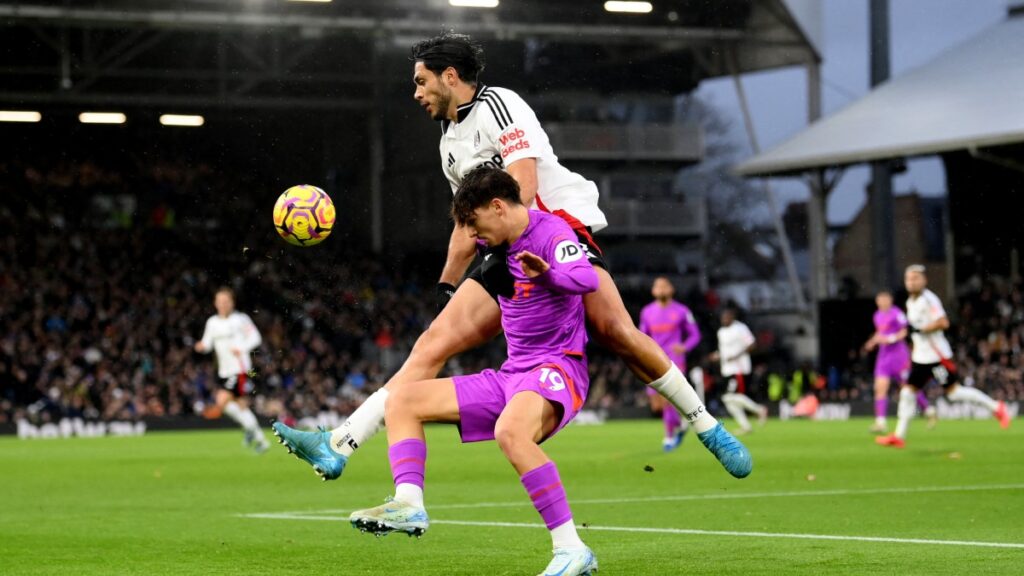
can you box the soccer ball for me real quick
[273,185,335,247]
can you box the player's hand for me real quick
[671,343,687,355]
[436,283,456,312]
[708,351,720,362]
[231,347,242,357]
[194,342,206,353]
[515,250,550,278]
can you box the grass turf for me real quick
[1,418,1022,575]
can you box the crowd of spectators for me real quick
[2,157,1020,428]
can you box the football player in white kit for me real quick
[876,265,1011,448]
[194,287,269,453]
[710,309,768,435]
[273,33,751,492]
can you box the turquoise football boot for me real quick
[697,422,753,478]
[271,421,347,480]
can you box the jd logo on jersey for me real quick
[554,240,585,264]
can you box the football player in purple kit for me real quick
[348,169,599,576]
[639,277,702,451]
[862,290,911,433]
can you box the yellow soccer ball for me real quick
[273,185,335,247]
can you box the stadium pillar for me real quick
[869,0,897,292]
[370,39,384,254]
[806,60,828,304]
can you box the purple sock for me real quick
[520,461,573,530]
[916,390,929,412]
[874,398,888,419]
[663,404,682,437]
[389,438,426,489]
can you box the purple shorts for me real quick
[453,356,589,444]
[875,344,910,381]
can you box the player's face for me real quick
[721,311,734,326]
[652,278,673,302]
[876,292,892,310]
[413,62,452,122]
[463,202,505,246]
[214,292,234,317]
[904,270,926,295]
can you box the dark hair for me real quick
[451,167,521,225]
[411,32,485,84]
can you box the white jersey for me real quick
[717,321,755,377]
[906,289,953,364]
[199,312,262,379]
[439,84,608,232]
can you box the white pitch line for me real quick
[239,514,1024,550]
[257,482,1024,516]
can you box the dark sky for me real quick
[698,0,1009,224]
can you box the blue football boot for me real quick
[697,422,753,478]
[271,421,347,481]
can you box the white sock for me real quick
[550,519,585,550]
[330,389,389,457]
[874,416,887,427]
[222,401,245,426]
[946,385,998,411]
[648,365,717,433]
[238,408,265,443]
[395,483,424,508]
[895,386,916,439]
[732,393,762,414]
[722,394,752,431]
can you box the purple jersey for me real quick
[498,211,599,373]
[874,307,909,352]
[639,300,701,370]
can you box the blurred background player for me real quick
[348,169,599,576]
[862,290,910,433]
[273,32,751,481]
[712,309,768,435]
[194,287,268,453]
[877,265,1011,448]
[639,277,701,451]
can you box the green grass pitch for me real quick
[2,418,1022,575]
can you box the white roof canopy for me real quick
[736,14,1024,177]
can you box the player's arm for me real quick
[436,224,477,307]
[481,90,541,207]
[515,233,598,295]
[507,158,538,207]
[911,297,950,334]
[240,314,262,351]
[194,318,214,353]
[680,310,702,352]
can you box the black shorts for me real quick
[467,210,607,300]
[220,373,252,396]
[722,372,750,395]
[907,361,959,389]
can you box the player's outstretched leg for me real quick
[219,391,269,454]
[585,268,751,478]
[272,422,347,480]
[274,281,501,481]
[946,384,1011,429]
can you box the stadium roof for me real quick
[0,0,820,111]
[735,11,1024,177]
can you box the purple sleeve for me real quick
[680,307,702,351]
[533,258,598,295]
[530,225,598,295]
